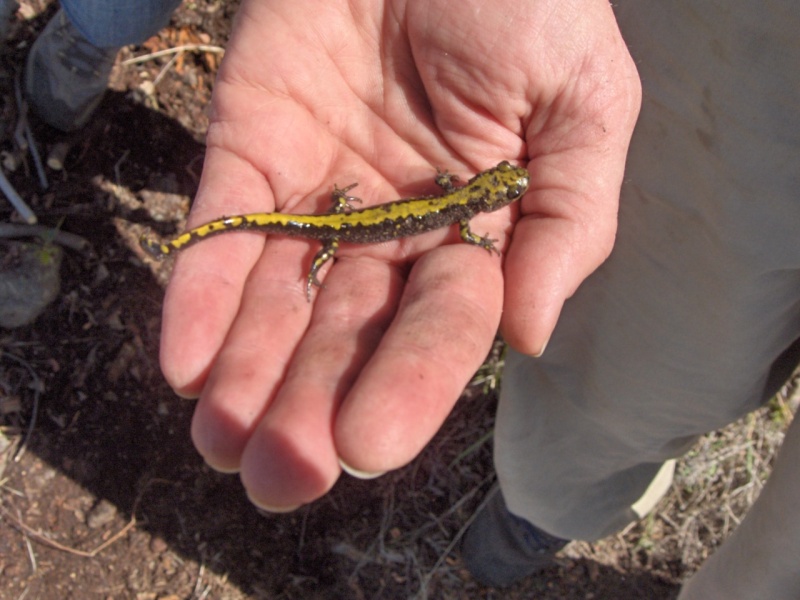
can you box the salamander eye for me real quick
[507,184,524,199]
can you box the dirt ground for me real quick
[0,3,795,599]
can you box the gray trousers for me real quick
[495,2,800,597]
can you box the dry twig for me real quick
[121,43,225,66]
[0,478,173,558]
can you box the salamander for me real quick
[140,160,530,300]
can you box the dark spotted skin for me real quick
[140,161,530,300]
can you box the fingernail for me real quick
[533,337,550,358]
[202,458,240,475]
[338,457,386,480]
[246,492,301,514]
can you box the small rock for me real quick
[86,499,117,529]
[149,536,168,553]
[138,80,156,98]
[0,242,62,328]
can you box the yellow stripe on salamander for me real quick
[140,161,530,300]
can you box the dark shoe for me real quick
[24,9,119,131]
[461,486,569,587]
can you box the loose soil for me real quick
[0,3,793,599]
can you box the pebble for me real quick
[0,241,62,328]
[86,499,118,529]
[149,536,168,553]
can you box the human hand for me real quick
[158,0,640,510]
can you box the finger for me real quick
[189,237,320,472]
[333,244,505,475]
[238,255,404,509]
[159,149,276,396]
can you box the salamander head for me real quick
[476,160,530,211]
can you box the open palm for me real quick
[158,0,640,510]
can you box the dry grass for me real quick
[665,394,795,570]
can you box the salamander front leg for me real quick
[330,183,361,214]
[435,169,460,193]
[459,219,499,255]
[306,239,340,301]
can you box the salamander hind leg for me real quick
[306,239,340,301]
[139,230,198,258]
[459,219,499,255]
[139,234,172,259]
